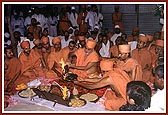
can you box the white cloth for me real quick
[24,16,31,29]
[17,37,26,57]
[24,37,35,49]
[61,36,72,48]
[29,41,35,49]
[94,34,100,42]
[48,16,58,37]
[31,14,47,30]
[9,94,105,111]
[110,33,122,45]
[128,41,137,51]
[43,17,49,30]
[160,18,164,31]
[4,40,11,46]
[11,16,25,37]
[95,12,103,32]
[85,11,97,31]
[145,89,166,112]
[48,35,54,46]
[69,12,79,28]
[99,40,111,58]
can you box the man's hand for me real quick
[77,77,85,82]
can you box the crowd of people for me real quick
[4,4,165,111]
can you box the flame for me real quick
[62,86,68,100]
[59,58,65,73]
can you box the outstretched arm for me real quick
[78,77,101,83]
[74,76,111,90]
[70,62,97,71]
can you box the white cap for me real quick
[94,26,99,29]
[139,33,145,36]
[28,10,32,13]
[115,25,120,28]
[4,32,10,38]
[87,37,93,40]
[23,38,30,43]
[87,5,91,7]
[69,27,73,30]
[71,6,75,10]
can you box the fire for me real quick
[59,58,65,73]
[62,86,68,100]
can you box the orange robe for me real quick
[116,58,143,81]
[31,47,42,63]
[61,46,71,63]
[109,45,119,58]
[104,68,131,111]
[132,48,153,82]
[72,48,99,78]
[58,14,71,32]
[77,12,88,33]
[41,47,55,68]
[5,57,22,89]
[18,50,43,84]
[62,46,77,63]
[112,12,124,32]
[27,25,42,40]
[47,49,63,77]
[149,45,158,68]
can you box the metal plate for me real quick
[18,88,37,98]
[68,98,86,107]
[79,93,99,102]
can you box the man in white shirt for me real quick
[11,12,25,37]
[69,6,79,29]
[61,30,72,48]
[110,25,122,45]
[13,31,26,56]
[31,7,47,31]
[145,65,165,112]
[24,10,32,30]
[85,5,98,32]
[48,11,58,37]
[99,34,111,58]
[127,27,139,51]
[95,7,103,33]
